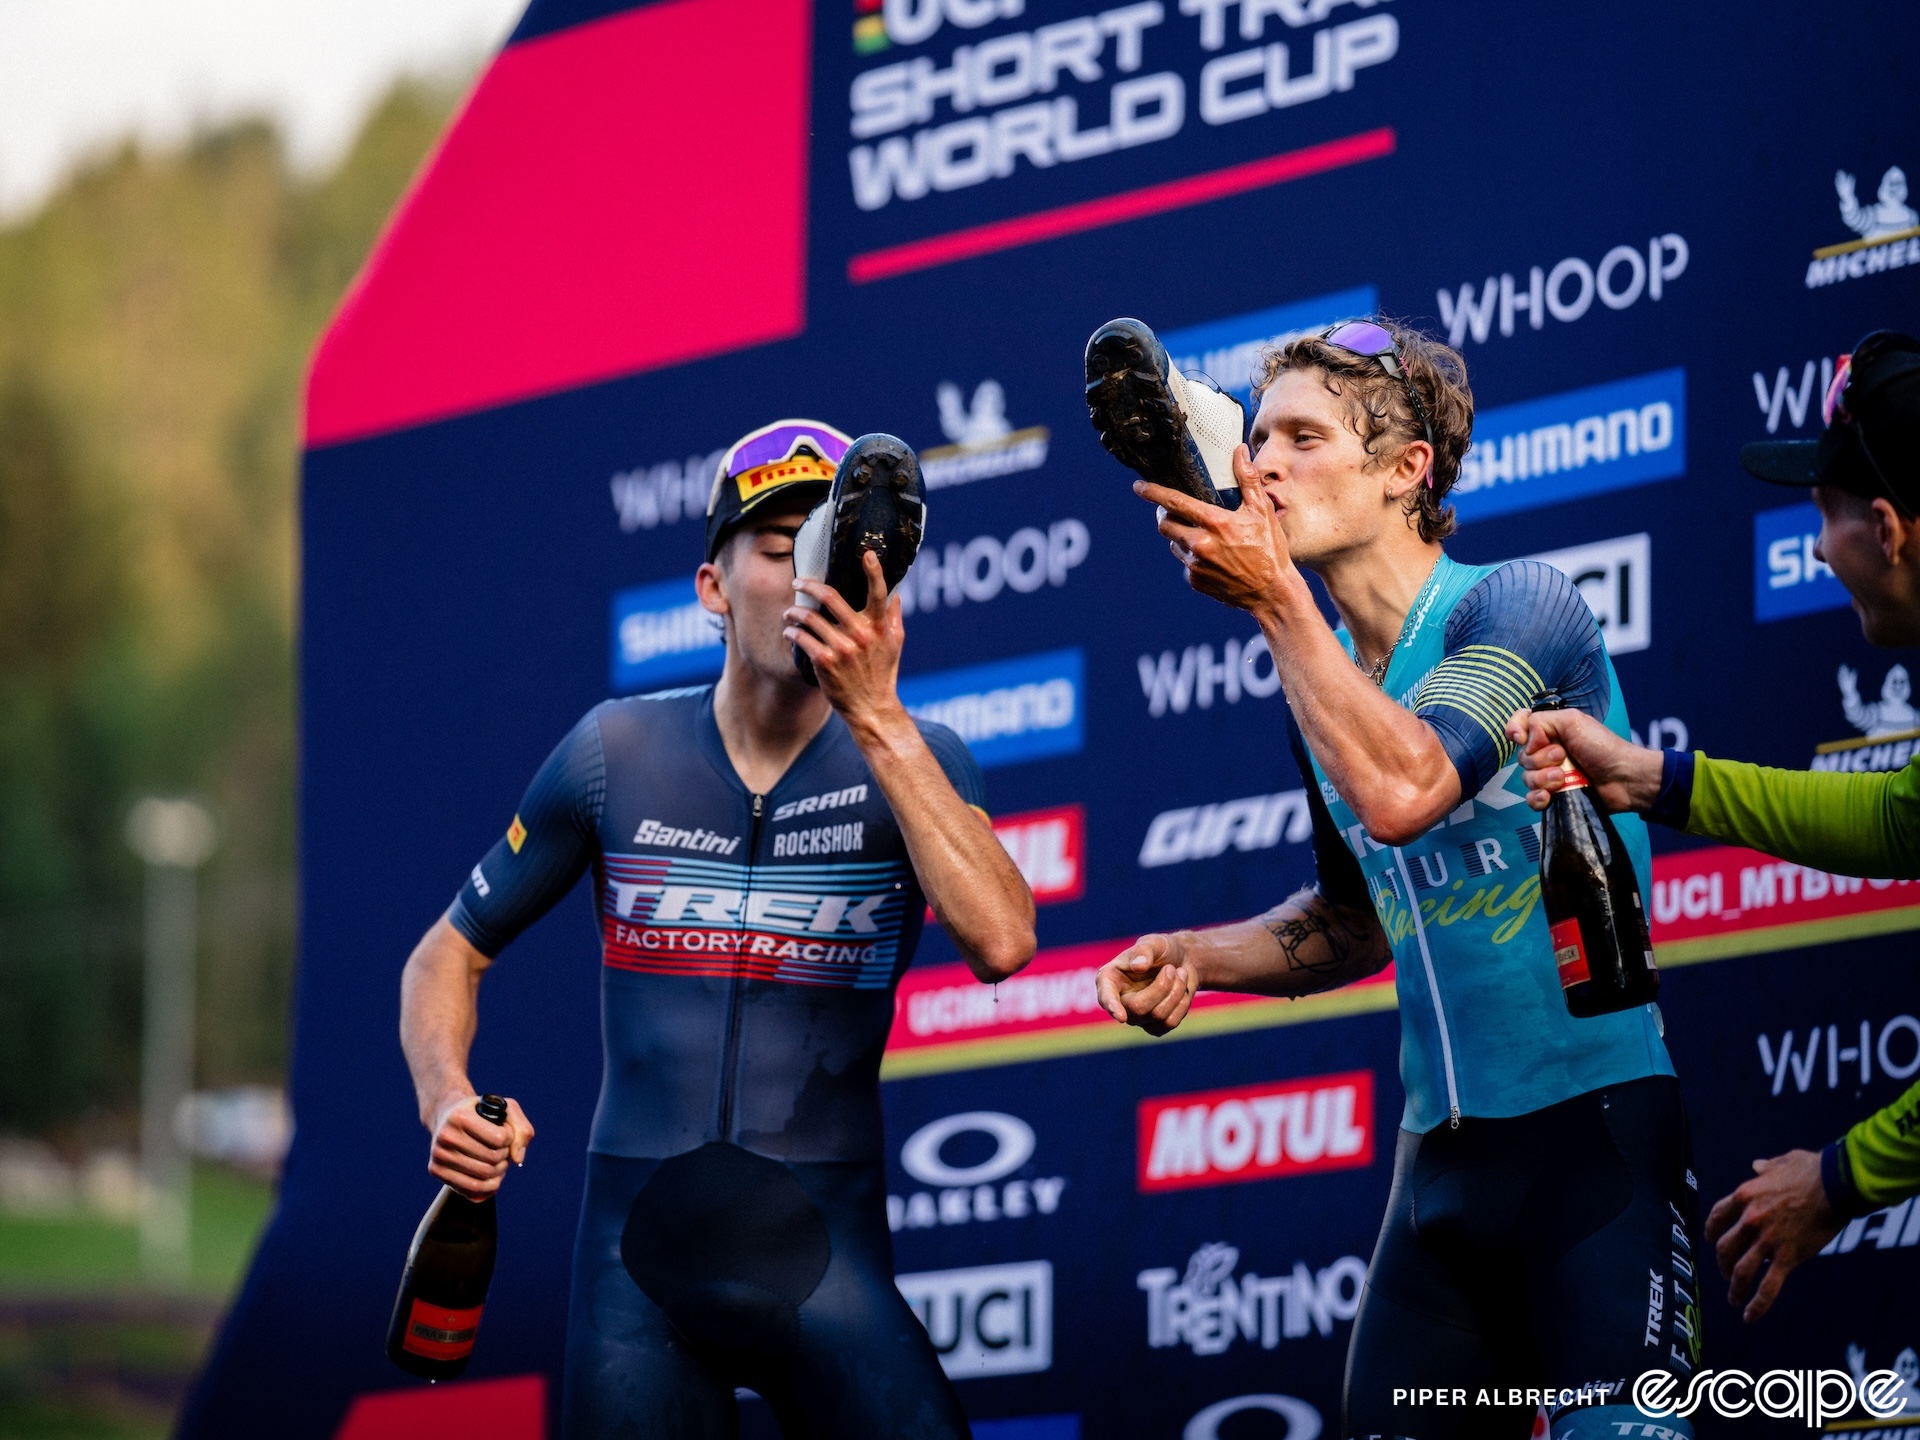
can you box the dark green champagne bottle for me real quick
[385,1094,506,1380]
[1534,695,1660,1018]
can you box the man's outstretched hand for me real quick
[428,1092,535,1198]
[1505,706,1664,814]
[1704,1148,1841,1322]
[1097,933,1198,1037]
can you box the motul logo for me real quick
[993,804,1084,904]
[1137,1072,1374,1193]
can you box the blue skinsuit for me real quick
[1296,558,1701,1440]
[449,685,984,1439]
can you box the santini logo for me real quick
[632,820,742,855]
[1452,369,1685,521]
[609,578,724,693]
[899,649,1084,769]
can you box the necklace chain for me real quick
[1353,560,1444,691]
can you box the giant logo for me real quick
[899,648,1084,768]
[1451,369,1685,520]
[1137,1071,1373,1191]
[1159,285,1377,402]
[608,578,724,693]
[1753,501,1849,623]
[1138,788,1312,867]
[889,1110,1067,1230]
[896,1259,1053,1378]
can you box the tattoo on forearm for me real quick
[1258,886,1383,992]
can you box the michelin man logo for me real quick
[1840,663,1919,737]
[1849,1343,1920,1416]
[937,380,1013,447]
[1838,166,1920,242]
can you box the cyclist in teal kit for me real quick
[1088,320,1699,1440]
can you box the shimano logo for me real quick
[1755,501,1849,623]
[772,784,868,823]
[773,822,865,858]
[899,648,1084,769]
[632,820,742,855]
[1452,369,1686,521]
[610,578,725,693]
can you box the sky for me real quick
[0,0,526,219]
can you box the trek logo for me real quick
[1438,235,1688,347]
[919,379,1050,490]
[599,855,909,988]
[1805,164,1920,290]
[609,578,724,693]
[1137,1071,1374,1191]
[773,822,864,858]
[897,518,1089,616]
[1160,285,1377,403]
[633,819,743,855]
[1517,533,1651,656]
[994,804,1084,904]
[1452,370,1685,521]
[899,649,1083,769]
[610,445,724,532]
[1138,789,1311,867]
[889,1110,1067,1231]
[772,784,868,823]
[1753,501,1849,623]
[896,1260,1053,1378]
[1138,1242,1366,1356]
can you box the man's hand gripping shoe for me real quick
[1085,317,1246,509]
[791,433,927,687]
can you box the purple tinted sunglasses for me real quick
[721,420,852,480]
[1322,321,1438,486]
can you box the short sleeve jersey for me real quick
[447,685,987,1162]
[1295,556,1674,1132]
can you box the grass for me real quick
[0,1164,275,1438]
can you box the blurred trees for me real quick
[0,77,464,1136]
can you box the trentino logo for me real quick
[898,648,1083,769]
[1754,501,1849,622]
[1160,286,1378,403]
[1451,367,1685,521]
[609,578,724,693]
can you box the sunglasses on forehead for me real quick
[1320,321,1438,487]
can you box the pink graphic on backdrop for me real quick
[305,0,813,448]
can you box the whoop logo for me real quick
[1632,1367,1908,1423]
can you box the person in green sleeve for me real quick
[1506,328,1920,1323]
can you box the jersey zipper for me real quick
[716,791,764,1142]
[1392,847,1462,1129]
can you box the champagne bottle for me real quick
[1534,694,1660,1018]
[386,1094,506,1380]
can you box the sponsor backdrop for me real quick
[182,1,1920,1436]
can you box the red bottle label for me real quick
[401,1299,484,1360]
[1558,760,1590,791]
[1550,917,1589,988]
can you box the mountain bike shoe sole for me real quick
[1084,316,1242,510]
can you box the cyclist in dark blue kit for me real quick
[398,420,1036,1439]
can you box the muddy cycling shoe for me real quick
[791,432,926,687]
[1085,316,1245,509]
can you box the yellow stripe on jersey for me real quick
[1410,645,1545,764]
